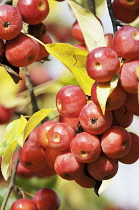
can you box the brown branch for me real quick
[0,157,19,210]
[22,67,39,114]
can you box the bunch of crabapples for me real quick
[0,0,52,67]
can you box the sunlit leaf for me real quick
[45,43,94,95]
[23,108,53,142]
[99,179,112,194]
[136,66,139,103]
[0,117,27,180]
[1,140,17,180]
[97,74,119,114]
[66,0,106,51]
[95,0,106,18]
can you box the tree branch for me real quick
[22,67,39,114]
[0,157,19,210]
[107,0,118,33]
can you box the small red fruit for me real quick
[0,5,23,40]
[54,150,84,180]
[5,33,40,67]
[79,102,113,135]
[87,153,119,181]
[56,85,87,118]
[33,188,61,210]
[0,105,14,124]
[17,0,50,25]
[101,125,132,159]
[70,132,101,163]
[86,47,120,82]
[10,198,37,210]
[75,172,96,188]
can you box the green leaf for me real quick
[0,117,27,180]
[45,43,94,95]
[23,108,53,142]
[66,0,106,51]
[97,74,119,114]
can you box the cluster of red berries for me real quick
[10,188,61,210]
[0,0,52,68]
[112,0,139,23]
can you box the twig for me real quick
[0,157,19,210]
[88,0,96,16]
[22,67,39,114]
[107,0,118,33]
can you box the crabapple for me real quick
[54,150,84,180]
[112,105,133,128]
[59,115,79,130]
[19,139,47,171]
[28,22,47,39]
[79,102,113,135]
[75,171,96,188]
[36,33,52,61]
[35,164,56,177]
[119,132,139,164]
[112,0,138,23]
[70,132,101,163]
[47,122,75,152]
[86,47,120,82]
[37,121,58,149]
[104,33,113,48]
[71,20,85,44]
[119,0,139,10]
[120,59,139,94]
[0,105,14,124]
[56,85,87,118]
[91,81,127,110]
[124,93,139,115]
[87,153,119,181]
[113,25,139,59]
[0,5,23,40]
[10,198,37,210]
[101,125,132,159]
[45,147,60,168]
[5,33,40,67]
[17,0,49,25]
[33,188,61,210]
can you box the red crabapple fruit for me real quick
[59,115,79,130]
[33,188,61,210]
[47,122,75,152]
[87,153,119,181]
[10,198,37,210]
[5,33,40,67]
[113,25,139,59]
[119,0,139,10]
[0,5,23,40]
[124,93,139,116]
[71,20,85,44]
[19,139,47,171]
[86,47,120,82]
[45,147,60,168]
[56,85,87,118]
[37,121,58,149]
[75,171,96,188]
[101,125,132,159]
[70,132,101,163]
[79,102,113,135]
[17,0,49,25]
[119,132,139,164]
[0,39,4,56]
[120,59,139,94]
[0,105,14,124]
[54,150,84,180]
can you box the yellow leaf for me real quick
[1,140,17,180]
[0,117,27,180]
[97,74,119,114]
[66,0,106,51]
[96,0,106,18]
[0,67,20,107]
[23,108,53,142]
[45,43,94,95]
[136,66,139,103]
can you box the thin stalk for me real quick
[22,67,39,114]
